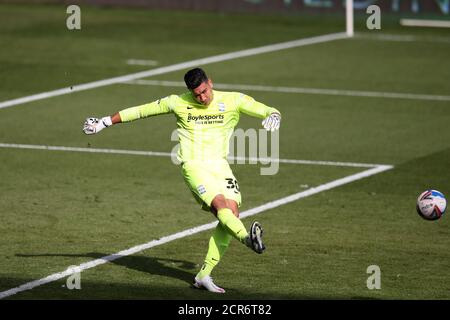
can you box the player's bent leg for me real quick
[212,194,248,244]
[225,199,266,254]
[212,195,265,254]
[210,194,227,213]
[226,199,239,218]
[223,199,267,253]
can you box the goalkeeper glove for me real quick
[262,113,281,132]
[83,116,112,135]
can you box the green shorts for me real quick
[181,159,242,211]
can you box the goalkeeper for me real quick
[83,68,281,293]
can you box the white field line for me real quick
[240,164,393,219]
[355,33,450,44]
[126,59,159,66]
[0,143,385,168]
[400,19,450,28]
[0,163,393,299]
[0,32,347,110]
[124,79,450,102]
[0,143,173,158]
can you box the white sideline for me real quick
[124,79,450,102]
[0,143,386,168]
[0,164,393,299]
[0,32,347,110]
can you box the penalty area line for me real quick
[0,142,387,168]
[0,164,393,299]
[0,32,347,110]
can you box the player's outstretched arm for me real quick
[83,96,174,135]
[82,112,121,135]
[236,93,281,132]
[262,112,281,132]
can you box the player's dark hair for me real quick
[184,68,208,90]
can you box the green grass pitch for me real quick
[0,4,449,300]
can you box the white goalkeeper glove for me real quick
[262,113,281,132]
[83,116,112,135]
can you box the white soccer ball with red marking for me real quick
[416,190,446,221]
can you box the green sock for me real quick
[197,223,232,279]
[217,208,248,244]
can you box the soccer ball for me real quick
[416,190,447,221]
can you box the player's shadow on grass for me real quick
[15,252,197,284]
[12,253,383,299]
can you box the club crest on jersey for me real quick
[197,185,207,195]
[218,102,226,112]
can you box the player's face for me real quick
[191,79,214,106]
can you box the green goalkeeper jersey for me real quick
[119,90,280,163]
